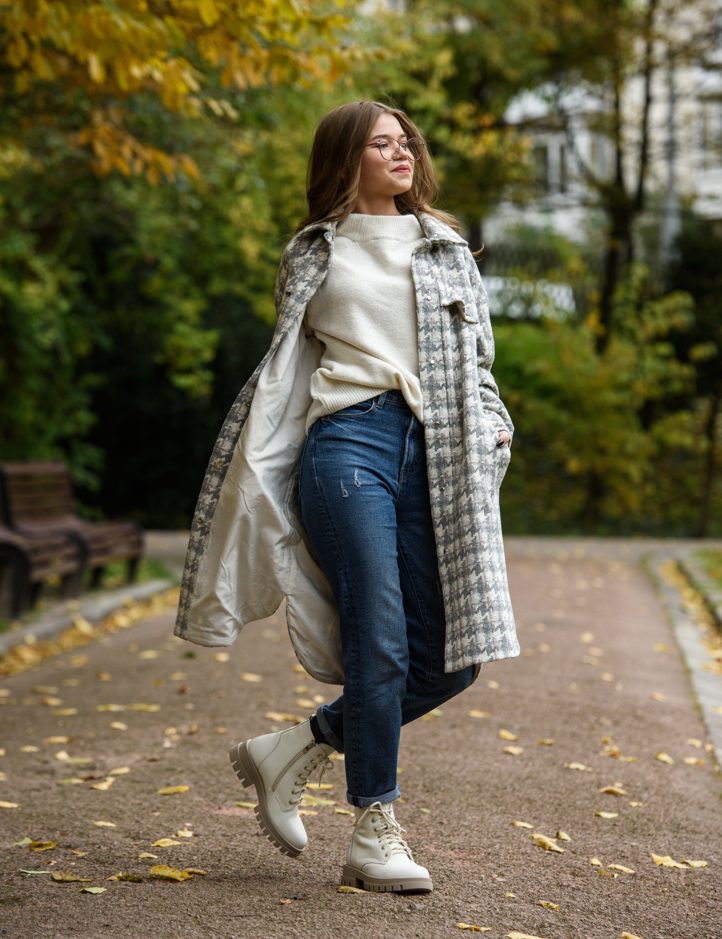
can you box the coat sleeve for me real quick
[465,249,515,445]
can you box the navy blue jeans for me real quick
[297,390,476,807]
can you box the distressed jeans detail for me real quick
[297,390,476,807]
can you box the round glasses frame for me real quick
[365,137,424,161]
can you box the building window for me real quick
[533,143,550,193]
[559,143,568,193]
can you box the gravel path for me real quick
[0,547,720,939]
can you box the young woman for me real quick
[175,100,519,893]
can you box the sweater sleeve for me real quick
[465,249,515,445]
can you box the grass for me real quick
[693,548,722,591]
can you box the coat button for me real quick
[433,420,442,428]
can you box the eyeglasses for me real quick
[365,136,424,161]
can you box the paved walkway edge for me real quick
[678,554,722,632]
[642,551,722,770]
[0,578,176,657]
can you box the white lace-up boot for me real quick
[229,720,333,857]
[342,801,433,892]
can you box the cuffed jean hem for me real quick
[315,706,344,752]
[347,786,401,808]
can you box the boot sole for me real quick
[341,864,433,894]
[229,742,304,859]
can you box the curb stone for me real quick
[678,553,722,634]
[0,578,176,657]
[642,550,722,770]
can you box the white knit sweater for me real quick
[304,212,425,432]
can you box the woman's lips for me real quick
[392,166,411,174]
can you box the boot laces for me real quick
[368,803,412,859]
[289,746,333,806]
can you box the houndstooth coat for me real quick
[174,211,519,680]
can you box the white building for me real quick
[483,9,722,247]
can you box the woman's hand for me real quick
[496,430,511,447]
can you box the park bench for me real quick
[0,461,144,590]
[0,523,84,617]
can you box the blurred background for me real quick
[1,0,720,540]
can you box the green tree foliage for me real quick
[496,264,703,534]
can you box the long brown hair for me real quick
[295,100,463,234]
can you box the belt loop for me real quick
[377,391,388,409]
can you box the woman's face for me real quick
[356,113,415,205]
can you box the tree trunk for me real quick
[695,390,720,537]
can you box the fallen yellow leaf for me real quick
[235,800,257,809]
[335,808,354,816]
[138,852,157,860]
[213,652,230,663]
[621,933,643,939]
[90,778,114,791]
[108,767,130,776]
[655,752,674,764]
[148,865,191,881]
[502,746,524,756]
[599,785,627,796]
[0,800,19,809]
[128,703,160,712]
[589,857,603,866]
[595,811,619,819]
[650,853,687,868]
[468,709,491,719]
[531,833,564,853]
[175,828,194,838]
[265,711,304,724]
[157,786,189,796]
[683,757,705,766]
[337,885,365,893]
[565,762,592,772]
[151,838,181,847]
[300,794,335,806]
[498,729,518,740]
[537,738,555,746]
[108,872,143,882]
[507,932,547,939]
[92,821,116,828]
[80,886,106,894]
[556,831,571,842]
[51,871,93,883]
[682,859,708,868]
[28,841,56,852]
[538,900,560,910]
[608,864,635,874]
[512,820,533,829]
[110,722,128,731]
[456,925,491,933]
